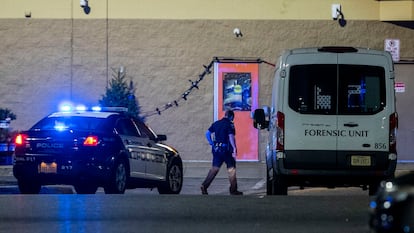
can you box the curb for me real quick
[1,162,413,185]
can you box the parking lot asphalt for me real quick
[0,162,267,195]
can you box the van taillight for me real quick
[276,111,285,151]
[15,134,28,146]
[83,136,99,146]
[389,112,398,153]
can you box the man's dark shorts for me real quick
[212,151,236,168]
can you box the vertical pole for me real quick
[106,0,109,89]
[70,0,74,101]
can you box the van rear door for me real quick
[336,53,390,169]
[284,52,338,169]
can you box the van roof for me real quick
[288,46,388,56]
[284,46,394,70]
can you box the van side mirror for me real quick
[253,109,269,129]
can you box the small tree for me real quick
[0,108,16,143]
[99,67,145,121]
[0,108,16,121]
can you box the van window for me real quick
[289,64,337,115]
[338,65,385,115]
[288,64,385,115]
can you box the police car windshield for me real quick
[31,116,106,131]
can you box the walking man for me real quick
[201,110,243,195]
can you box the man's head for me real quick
[224,110,235,121]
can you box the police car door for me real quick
[115,118,146,178]
[284,52,338,169]
[135,121,167,181]
[336,53,390,168]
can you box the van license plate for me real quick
[38,162,57,173]
[351,156,371,166]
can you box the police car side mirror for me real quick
[155,134,167,142]
[253,109,269,130]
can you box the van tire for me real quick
[274,175,288,195]
[368,181,380,196]
[267,170,288,195]
[266,172,273,195]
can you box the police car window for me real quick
[136,121,156,140]
[289,64,337,115]
[31,116,104,131]
[338,65,385,115]
[115,119,140,137]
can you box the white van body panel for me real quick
[259,47,397,195]
[336,52,394,153]
[282,51,338,153]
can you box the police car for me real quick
[13,106,183,194]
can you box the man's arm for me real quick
[205,130,214,146]
[229,134,237,158]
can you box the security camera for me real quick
[80,0,88,8]
[331,4,341,20]
[233,28,243,37]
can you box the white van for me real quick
[253,46,398,195]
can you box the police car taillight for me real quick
[15,134,28,146]
[83,136,99,146]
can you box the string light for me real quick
[142,57,275,118]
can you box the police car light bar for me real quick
[59,102,128,113]
[91,106,102,111]
[100,107,128,112]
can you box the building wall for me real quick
[1,18,413,162]
[0,0,382,20]
[1,0,413,162]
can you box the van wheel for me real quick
[267,171,288,195]
[368,181,380,196]
[266,172,273,195]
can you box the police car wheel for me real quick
[74,182,98,194]
[158,159,183,194]
[18,179,41,194]
[104,159,127,194]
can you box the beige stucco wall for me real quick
[0,18,413,162]
[1,0,382,20]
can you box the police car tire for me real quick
[18,179,41,194]
[104,159,127,194]
[158,159,183,194]
[74,182,98,194]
